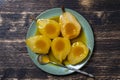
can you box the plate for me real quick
[26,8,94,75]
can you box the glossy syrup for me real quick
[35,16,87,64]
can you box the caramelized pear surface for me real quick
[67,41,89,65]
[37,19,60,39]
[51,37,71,62]
[59,12,81,39]
[26,10,89,66]
[26,35,51,54]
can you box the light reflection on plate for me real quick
[26,8,94,75]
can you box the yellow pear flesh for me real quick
[59,12,81,39]
[26,35,51,54]
[67,41,89,65]
[48,51,62,65]
[51,37,71,62]
[37,19,60,39]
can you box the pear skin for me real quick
[37,19,60,39]
[59,11,81,39]
[67,41,89,65]
[51,37,71,62]
[26,35,51,54]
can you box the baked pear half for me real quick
[51,37,71,62]
[67,41,89,65]
[59,10,81,39]
[26,35,51,54]
[37,19,60,39]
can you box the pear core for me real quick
[55,39,65,52]
[65,23,76,36]
[35,39,46,50]
[45,23,56,35]
[73,46,84,56]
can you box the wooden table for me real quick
[0,0,120,80]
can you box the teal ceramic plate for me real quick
[26,8,94,75]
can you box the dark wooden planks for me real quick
[1,68,48,80]
[0,0,120,80]
[1,0,120,12]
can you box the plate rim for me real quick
[26,8,94,75]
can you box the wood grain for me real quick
[0,0,120,80]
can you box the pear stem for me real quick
[61,6,65,13]
[30,15,37,22]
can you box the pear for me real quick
[48,51,62,65]
[67,41,89,65]
[51,37,71,62]
[59,7,81,39]
[26,35,51,54]
[36,19,60,39]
